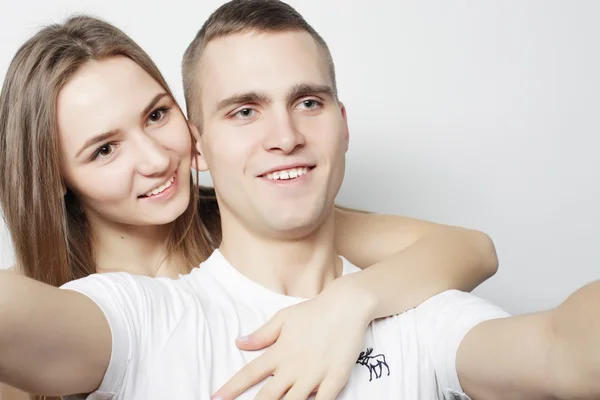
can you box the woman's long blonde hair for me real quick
[0,15,223,398]
[0,13,222,380]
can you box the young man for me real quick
[0,1,598,399]
[179,2,600,399]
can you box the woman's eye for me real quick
[98,144,113,156]
[147,107,170,125]
[91,143,117,161]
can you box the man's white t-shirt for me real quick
[61,250,509,400]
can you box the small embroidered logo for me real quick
[356,347,390,381]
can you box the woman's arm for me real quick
[333,206,498,318]
[0,270,111,396]
[0,383,29,400]
[0,268,35,400]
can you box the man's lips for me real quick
[258,163,316,178]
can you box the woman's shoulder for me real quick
[0,382,30,400]
[5,265,20,275]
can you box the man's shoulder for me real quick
[417,289,509,316]
[410,290,511,349]
[370,290,510,337]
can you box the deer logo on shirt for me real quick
[356,347,390,381]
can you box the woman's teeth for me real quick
[144,175,175,197]
[265,167,309,181]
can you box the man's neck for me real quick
[219,211,342,298]
[86,212,178,278]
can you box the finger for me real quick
[282,377,321,400]
[254,375,293,400]
[314,373,350,400]
[236,310,286,351]
[212,352,275,400]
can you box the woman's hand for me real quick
[211,275,376,400]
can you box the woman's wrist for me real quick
[324,273,379,325]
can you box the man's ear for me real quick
[339,101,350,152]
[189,122,209,172]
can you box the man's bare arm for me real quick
[457,281,600,399]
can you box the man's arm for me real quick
[0,270,111,396]
[457,281,600,400]
[334,207,498,317]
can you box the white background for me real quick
[0,0,598,315]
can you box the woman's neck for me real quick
[87,214,180,279]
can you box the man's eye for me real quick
[235,108,256,118]
[298,99,322,110]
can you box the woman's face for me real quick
[57,56,193,228]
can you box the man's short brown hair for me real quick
[181,0,337,128]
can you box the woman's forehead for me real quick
[56,57,167,142]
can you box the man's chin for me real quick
[263,211,330,238]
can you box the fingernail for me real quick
[212,397,223,400]
[237,335,250,342]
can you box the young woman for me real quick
[0,15,497,400]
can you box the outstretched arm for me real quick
[0,269,41,400]
[457,280,600,399]
[0,382,28,400]
[334,207,498,317]
[0,270,111,396]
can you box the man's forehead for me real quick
[203,30,319,59]
[198,31,331,107]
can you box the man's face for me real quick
[195,30,349,238]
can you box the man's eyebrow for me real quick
[215,92,271,114]
[75,130,118,158]
[287,83,335,101]
[213,84,334,115]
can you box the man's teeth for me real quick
[145,176,175,197]
[265,167,309,181]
